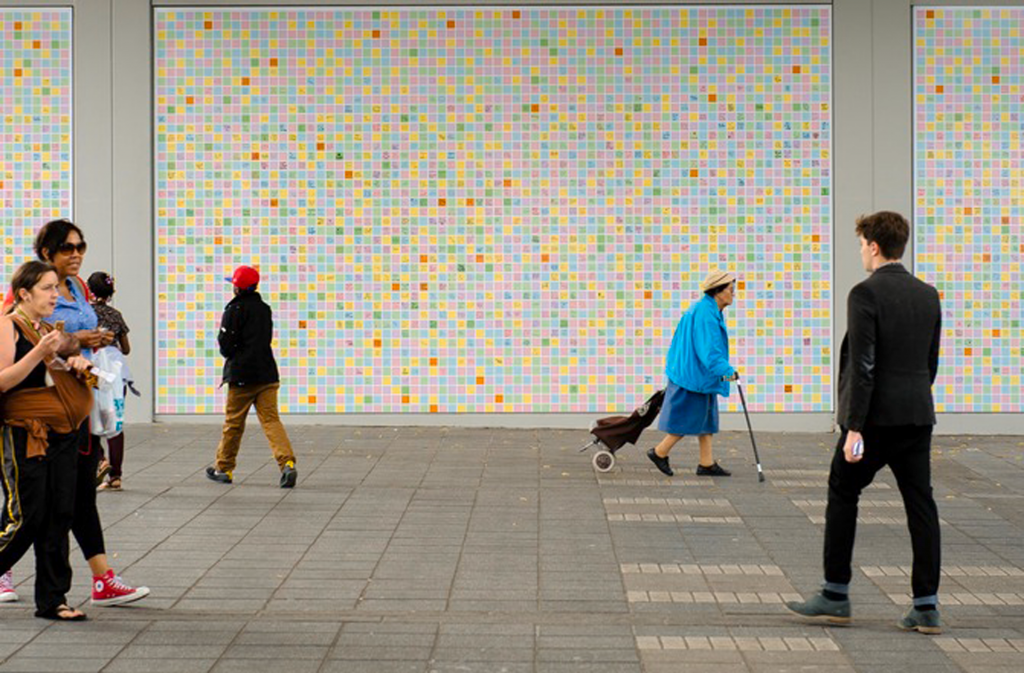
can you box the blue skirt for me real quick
[657,382,719,436]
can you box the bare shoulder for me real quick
[0,314,17,343]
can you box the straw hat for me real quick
[701,269,736,292]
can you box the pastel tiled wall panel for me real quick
[0,9,72,281]
[914,7,1023,412]
[155,7,832,414]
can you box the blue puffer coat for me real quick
[665,294,735,397]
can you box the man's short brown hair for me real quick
[855,211,909,260]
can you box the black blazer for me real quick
[218,290,280,386]
[837,263,941,430]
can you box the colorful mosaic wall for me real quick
[155,7,832,414]
[0,9,72,282]
[914,7,1023,412]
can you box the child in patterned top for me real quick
[88,272,131,491]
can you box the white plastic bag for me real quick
[89,347,124,438]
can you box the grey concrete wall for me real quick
[8,0,1018,432]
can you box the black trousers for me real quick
[824,425,941,601]
[0,426,78,613]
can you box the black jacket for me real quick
[837,263,941,431]
[218,290,280,386]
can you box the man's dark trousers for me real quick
[824,425,941,603]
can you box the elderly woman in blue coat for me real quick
[647,269,739,477]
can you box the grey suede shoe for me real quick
[897,607,942,634]
[785,593,852,625]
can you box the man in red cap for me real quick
[206,265,297,488]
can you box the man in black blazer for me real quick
[786,211,944,634]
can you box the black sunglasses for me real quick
[56,241,88,255]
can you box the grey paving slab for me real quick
[0,425,1021,673]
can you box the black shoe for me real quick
[205,466,233,484]
[696,462,731,477]
[646,448,674,477]
[280,461,297,489]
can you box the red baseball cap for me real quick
[226,265,260,289]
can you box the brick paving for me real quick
[0,425,1021,672]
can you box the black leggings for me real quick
[72,428,106,561]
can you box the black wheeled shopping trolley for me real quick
[579,389,665,472]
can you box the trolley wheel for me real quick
[592,450,615,472]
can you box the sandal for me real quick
[96,459,111,487]
[36,604,88,621]
[99,477,121,491]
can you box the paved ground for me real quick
[1,424,1023,672]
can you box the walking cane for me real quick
[735,381,765,483]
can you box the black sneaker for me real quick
[205,466,233,484]
[280,461,297,489]
[646,448,674,477]
[696,462,731,477]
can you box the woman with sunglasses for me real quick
[1,219,150,607]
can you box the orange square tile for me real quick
[615,47,623,56]
[430,357,438,366]
[438,198,446,206]
[204,21,213,30]
[690,169,698,178]
[531,103,540,113]
[241,77,250,86]
[447,20,455,29]
[708,94,717,103]
[512,10,521,19]
[495,394,504,404]
[699,37,707,47]
[476,376,485,385]
[345,170,353,179]
[792,65,801,74]
[298,320,307,328]
[402,395,410,404]
[372,29,380,38]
